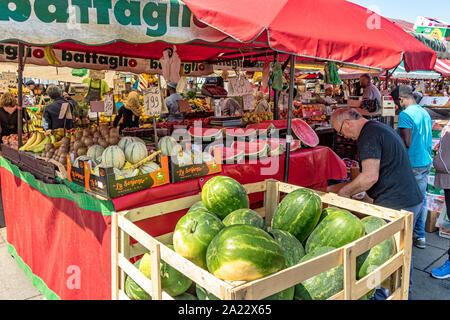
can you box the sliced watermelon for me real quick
[291,119,319,148]
[246,122,275,136]
[188,127,223,141]
[252,140,285,157]
[224,128,257,139]
[232,141,270,159]
[265,138,301,152]
[211,146,244,162]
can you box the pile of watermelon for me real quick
[125,176,395,300]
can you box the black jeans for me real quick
[444,189,450,259]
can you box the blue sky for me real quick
[347,0,450,24]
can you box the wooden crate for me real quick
[111,179,413,300]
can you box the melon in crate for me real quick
[124,141,148,164]
[139,245,192,297]
[172,151,193,167]
[158,136,182,156]
[117,168,139,180]
[124,259,151,300]
[87,144,104,160]
[173,209,224,269]
[118,136,136,151]
[201,176,250,219]
[139,162,160,175]
[206,224,285,281]
[101,145,126,169]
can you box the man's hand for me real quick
[337,159,380,199]
[63,92,69,99]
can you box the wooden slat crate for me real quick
[111,179,413,300]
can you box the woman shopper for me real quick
[0,92,28,140]
[113,91,142,133]
[430,124,450,279]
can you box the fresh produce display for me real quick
[356,217,396,280]
[271,188,322,244]
[209,146,244,163]
[195,284,219,300]
[139,162,160,174]
[187,201,208,213]
[231,140,270,159]
[206,224,285,281]
[242,111,274,124]
[222,208,265,229]
[86,144,104,161]
[305,208,365,253]
[139,245,192,297]
[294,247,343,300]
[1,133,28,149]
[318,207,342,224]
[201,176,250,219]
[264,138,301,152]
[173,209,224,269]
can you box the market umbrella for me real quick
[183,0,436,71]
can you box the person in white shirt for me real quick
[360,74,381,105]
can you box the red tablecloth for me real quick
[0,146,346,300]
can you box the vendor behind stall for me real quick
[113,91,142,133]
[43,85,76,130]
[360,74,381,112]
[82,70,110,103]
[160,82,184,123]
[254,91,271,113]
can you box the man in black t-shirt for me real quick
[330,108,422,300]
[331,108,422,210]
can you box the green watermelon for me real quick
[124,259,151,300]
[294,247,343,300]
[222,209,265,229]
[318,207,342,224]
[196,284,220,300]
[356,217,396,281]
[174,293,198,300]
[267,228,305,267]
[206,225,285,281]
[124,141,148,164]
[173,209,224,269]
[187,201,208,213]
[102,145,126,169]
[305,208,365,253]
[139,245,192,297]
[201,176,250,219]
[271,188,322,244]
[264,228,306,300]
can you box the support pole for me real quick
[283,55,295,183]
[17,43,24,148]
[273,53,279,120]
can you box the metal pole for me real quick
[283,55,295,183]
[273,53,279,120]
[17,43,24,148]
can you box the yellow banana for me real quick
[30,135,50,153]
[49,135,56,143]
[26,132,44,151]
[19,132,37,151]
[53,140,63,149]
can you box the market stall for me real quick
[0,0,437,300]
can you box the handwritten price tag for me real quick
[104,94,115,116]
[144,87,162,115]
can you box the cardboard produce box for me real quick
[425,210,440,233]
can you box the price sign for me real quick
[144,86,162,115]
[243,94,255,111]
[2,72,16,86]
[229,77,253,96]
[113,78,126,94]
[0,79,8,91]
[104,94,116,116]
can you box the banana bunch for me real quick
[44,46,61,66]
[19,130,62,153]
[27,110,43,128]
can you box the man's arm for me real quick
[399,128,412,148]
[338,158,380,198]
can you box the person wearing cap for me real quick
[161,82,184,123]
[395,84,432,249]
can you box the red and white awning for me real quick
[434,59,450,77]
